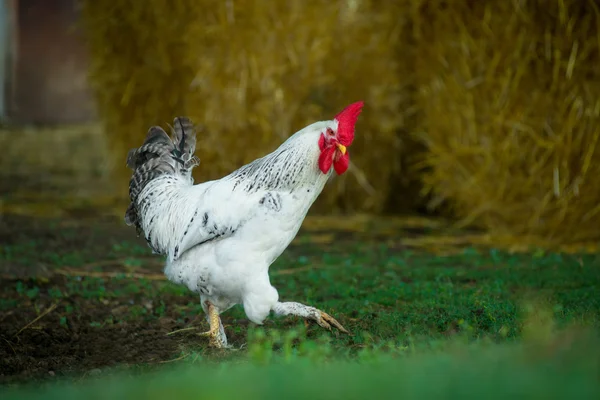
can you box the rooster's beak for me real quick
[336,143,347,155]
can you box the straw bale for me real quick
[81,0,415,213]
[411,0,600,242]
[79,1,203,187]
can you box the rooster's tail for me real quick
[124,117,200,232]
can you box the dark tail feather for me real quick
[170,117,200,170]
[124,117,200,231]
[126,126,173,170]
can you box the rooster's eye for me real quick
[326,128,335,136]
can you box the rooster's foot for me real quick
[312,309,349,333]
[273,301,349,334]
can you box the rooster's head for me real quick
[317,101,364,175]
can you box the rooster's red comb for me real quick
[334,101,364,146]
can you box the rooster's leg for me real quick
[198,300,229,348]
[272,302,349,334]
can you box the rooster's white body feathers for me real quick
[127,120,335,325]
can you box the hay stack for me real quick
[412,0,600,243]
[81,0,414,213]
[80,1,202,186]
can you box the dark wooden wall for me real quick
[8,0,96,124]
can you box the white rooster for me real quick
[124,101,364,348]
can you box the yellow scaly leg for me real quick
[197,301,227,348]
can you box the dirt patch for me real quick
[0,275,210,385]
[0,214,229,384]
[1,319,175,383]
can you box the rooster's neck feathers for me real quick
[227,120,334,193]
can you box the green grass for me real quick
[1,216,600,397]
[4,246,599,343]
[2,324,600,399]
